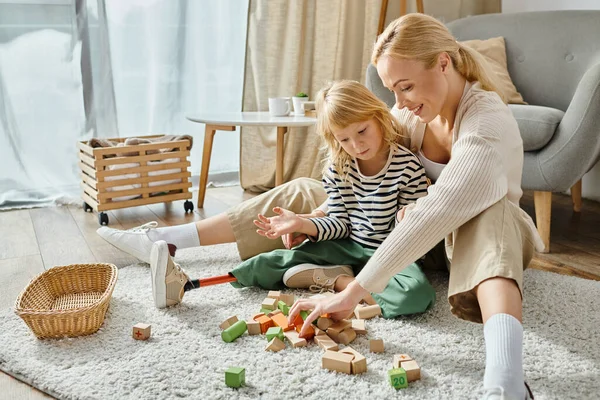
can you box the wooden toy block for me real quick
[279,293,295,306]
[277,300,290,315]
[295,323,315,340]
[401,360,421,382]
[316,317,333,331]
[267,290,281,300]
[291,313,304,328]
[260,308,273,315]
[327,319,352,335]
[132,323,151,340]
[261,297,277,310]
[314,327,325,336]
[284,330,307,348]
[246,320,261,335]
[337,328,357,345]
[315,334,339,351]
[351,319,367,335]
[388,368,408,389]
[300,310,310,321]
[221,320,247,343]
[340,346,367,374]
[393,354,413,368]
[265,337,286,352]
[225,367,245,388]
[267,309,283,318]
[252,313,265,320]
[270,312,292,331]
[327,329,340,343]
[354,304,381,320]
[370,338,384,353]
[219,315,239,330]
[266,326,285,342]
[322,350,354,374]
[256,315,274,334]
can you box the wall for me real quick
[503,0,600,201]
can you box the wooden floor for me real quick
[1,186,599,399]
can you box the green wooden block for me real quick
[277,301,290,315]
[260,308,272,315]
[265,326,284,341]
[225,367,245,388]
[388,368,408,389]
[300,310,310,321]
[221,320,247,343]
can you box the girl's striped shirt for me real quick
[309,144,428,249]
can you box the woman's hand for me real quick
[254,207,304,240]
[288,281,369,337]
[396,206,407,223]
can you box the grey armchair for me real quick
[366,10,600,252]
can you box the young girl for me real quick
[149,80,437,319]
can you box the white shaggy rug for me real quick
[1,243,599,400]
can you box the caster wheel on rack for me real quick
[98,212,109,226]
[83,202,93,212]
[184,200,194,213]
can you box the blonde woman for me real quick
[286,14,541,400]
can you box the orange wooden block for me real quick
[271,312,292,331]
[295,323,315,340]
[252,313,266,320]
[292,313,304,328]
[256,315,274,334]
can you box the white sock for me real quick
[147,223,200,250]
[483,313,525,399]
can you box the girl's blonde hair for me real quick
[316,80,407,179]
[372,13,505,103]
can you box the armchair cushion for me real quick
[509,104,564,151]
[462,37,526,105]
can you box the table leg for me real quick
[276,126,288,186]
[198,124,236,209]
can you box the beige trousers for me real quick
[226,178,535,323]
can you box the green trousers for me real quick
[230,239,438,319]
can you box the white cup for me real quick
[292,96,309,116]
[268,97,292,116]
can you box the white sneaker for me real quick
[150,241,189,309]
[97,221,174,264]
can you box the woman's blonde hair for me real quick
[372,13,505,103]
[316,80,406,179]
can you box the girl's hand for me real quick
[288,281,369,337]
[254,207,304,240]
[282,233,308,250]
[281,210,325,249]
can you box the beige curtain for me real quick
[240,0,381,192]
[382,0,501,25]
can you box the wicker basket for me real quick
[15,263,118,339]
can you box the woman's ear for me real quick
[438,52,451,73]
